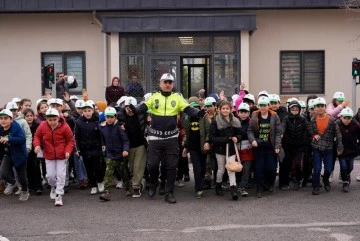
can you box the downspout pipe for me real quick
[92,11,108,98]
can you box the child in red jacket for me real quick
[33,108,74,206]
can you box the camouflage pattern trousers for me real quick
[103,157,130,191]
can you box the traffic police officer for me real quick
[136,73,206,203]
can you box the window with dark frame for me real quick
[280,51,324,94]
[41,51,86,95]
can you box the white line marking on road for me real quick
[0,235,10,241]
[330,233,353,241]
[181,222,360,233]
[308,227,331,232]
[47,230,75,235]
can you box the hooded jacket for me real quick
[100,120,130,159]
[282,112,314,150]
[337,119,360,158]
[33,117,75,160]
[247,109,282,149]
[0,121,28,167]
[75,114,102,157]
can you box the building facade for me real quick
[0,0,358,108]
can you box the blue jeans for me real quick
[312,148,333,188]
[339,158,354,183]
[74,155,87,181]
[255,146,277,190]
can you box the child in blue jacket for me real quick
[0,109,29,201]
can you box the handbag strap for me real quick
[234,142,241,162]
[226,143,229,161]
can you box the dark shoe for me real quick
[99,191,111,201]
[132,189,141,198]
[238,188,248,197]
[280,185,290,190]
[312,188,320,195]
[203,180,212,190]
[158,182,166,195]
[292,181,300,190]
[343,183,350,193]
[148,184,157,198]
[215,182,223,196]
[268,185,274,193]
[257,187,263,198]
[184,175,190,182]
[125,187,132,197]
[165,193,177,203]
[230,186,239,201]
[324,183,331,192]
[36,189,43,195]
[64,186,69,193]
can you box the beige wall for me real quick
[0,13,104,105]
[250,9,360,107]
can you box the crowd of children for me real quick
[1,78,360,206]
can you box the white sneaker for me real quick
[90,187,97,195]
[4,183,17,195]
[19,191,30,201]
[50,187,56,200]
[356,173,360,182]
[15,186,22,195]
[55,195,63,206]
[177,180,185,187]
[97,182,104,193]
[116,181,123,189]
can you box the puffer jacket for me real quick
[75,114,102,157]
[14,114,32,150]
[282,113,314,150]
[0,121,28,167]
[33,117,75,160]
[247,109,282,149]
[100,120,130,159]
[337,119,360,159]
[209,113,242,156]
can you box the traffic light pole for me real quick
[51,81,56,99]
[353,77,356,112]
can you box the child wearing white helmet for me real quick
[247,96,282,198]
[99,107,131,201]
[269,94,287,122]
[0,109,30,201]
[236,102,254,197]
[310,97,343,195]
[326,92,350,119]
[33,108,75,206]
[336,108,360,192]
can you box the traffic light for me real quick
[43,64,55,88]
[352,60,360,77]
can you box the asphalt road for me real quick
[0,162,360,241]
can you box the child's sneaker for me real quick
[4,183,17,195]
[15,186,22,195]
[177,180,185,187]
[90,187,97,195]
[97,182,104,193]
[238,188,249,197]
[99,191,111,201]
[132,189,141,198]
[55,195,63,206]
[19,191,30,201]
[196,191,204,199]
[116,181,123,189]
[50,187,56,200]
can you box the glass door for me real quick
[148,56,179,92]
[181,57,209,99]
